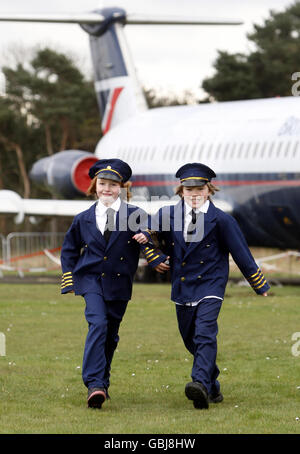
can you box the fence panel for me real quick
[0,234,6,266]
[5,232,65,271]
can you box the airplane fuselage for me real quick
[96,96,300,248]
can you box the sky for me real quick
[0,0,296,99]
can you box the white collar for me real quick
[184,199,210,214]
[96,197,121,215]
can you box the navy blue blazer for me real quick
[147,200,270,304]
[60,201,162,300]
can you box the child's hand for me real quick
[155,257,170,274]
[133,233,148,244]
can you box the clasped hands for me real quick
[133,233,170,274]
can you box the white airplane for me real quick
[0,7,299,250]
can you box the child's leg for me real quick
[103,300,128,389]
[82,293,108,389]
[175,304,197,355]
[191,298,222,394]
[82,293,128,391]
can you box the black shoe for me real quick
[185,381,209,409]
[208,391,224,403]
[87,387,107,409]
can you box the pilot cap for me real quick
[175,162,216,186]
[88,158,132,183]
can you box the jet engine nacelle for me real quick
[29,150,98,199]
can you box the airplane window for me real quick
[253,142,260,158]
[230,143,236,159]
[206,146,210,159]
[244,142,251,158]
[276,141,283,158]
[169,145,175,159]
[164,145,169,160]
[292,141,299,158]
[260,142,267,158]
[151,147,156,160]
[207,144,213,159]
[223,143,229,159]
[190,144,197,159]
[237,143,243,158]
[198,144,205,160]
[131,148,137,160]
[146,147,151,160]
[215,143,221,159]
[268,142,274,158]
[284,141,291,158]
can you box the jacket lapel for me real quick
[172,200,187,253]
[84,202,107,249]
[183,201,217,259]
[105,200,128,251]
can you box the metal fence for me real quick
[0,232,65,272]
[0,234,5,266]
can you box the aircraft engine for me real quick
[29,150,99,198]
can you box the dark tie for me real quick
[104,208,115,242]
[186,209,198,243]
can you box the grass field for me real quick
[0,282,300,434]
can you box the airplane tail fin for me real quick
[0,8,242,134]
[80,8,148,135]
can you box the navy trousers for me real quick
[82,293,128,390]
[175,297,222,394]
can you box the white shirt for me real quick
[183,199,210,242]
[178,199,223,306]
[95,197,121,234]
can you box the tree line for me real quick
[202,1,300,101]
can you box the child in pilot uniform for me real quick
[60,158,162,409]
[135,162,270,409]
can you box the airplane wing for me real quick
[0,190,233,224]
[0,12,243,26]
[0,190,95,223]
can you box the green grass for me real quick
[0,282,300,434]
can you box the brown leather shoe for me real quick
[185,381,209,409]
[87,388,106,409]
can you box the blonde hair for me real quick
[86,176,132,201]
[175,182,220,201]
